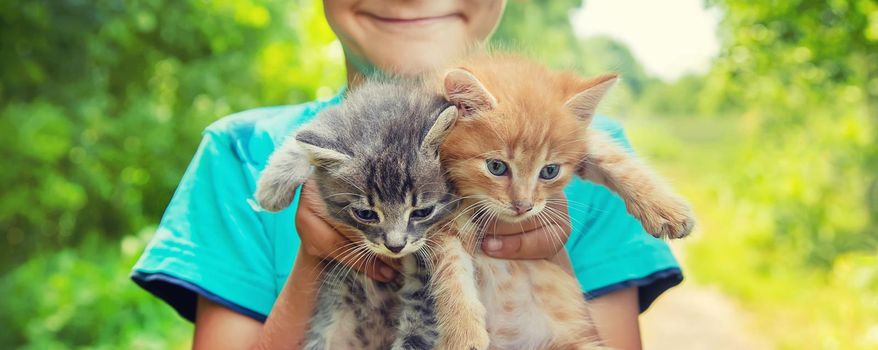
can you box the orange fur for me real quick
[440,55,605,217]
[432,55,611,350]
[431,54,693,350]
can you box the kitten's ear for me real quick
[295,130,352,169]
[420,106,459,156]
[256,136,313,212]
[255,130,351,212]
[565,74,618,124]
[443,68,497,117]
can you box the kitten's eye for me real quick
[352,208,379,222]
[410,206,435,219]
[539,164,561,180]
[486,159,509,176]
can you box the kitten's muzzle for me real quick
[385,243,405,254]
[512,200,534,215]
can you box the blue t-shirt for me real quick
[131,93,682,322]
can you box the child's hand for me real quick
[294,180,397,282]
[480,196,573,259]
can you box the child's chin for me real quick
[369,43,464,75]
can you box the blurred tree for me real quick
[0,0,344,270]
[492,0,583,67]
[635,74,706,117]
[704,0,878,266]
[673,2,878,347]
[575,36,656,115]
[708,0,878,117]
[576,36,653,96]
[0,230,192,348]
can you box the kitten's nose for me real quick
[385,243,405,253]
[512,200,534,214]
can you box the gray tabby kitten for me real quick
[256,80,459,350]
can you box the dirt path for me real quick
[641,281,770,349]
[640,246,770,349]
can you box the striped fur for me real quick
[256,79,459,349]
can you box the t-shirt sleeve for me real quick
[130,128,279,323]
[564,117,683,312]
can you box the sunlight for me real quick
[571,0,722,81]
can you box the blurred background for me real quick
[1,0,876,349]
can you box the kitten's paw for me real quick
[632,196,695,239]
[437,325,491,350]
[437,331,490,350]
[391,335,436,350]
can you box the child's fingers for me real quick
[486,216,543,236]
[481,220,572,259]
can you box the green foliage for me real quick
[627,0,878,348]
[705,0,878,115]
[629,114,878,349]
[0,0,344,269]
[0,228,191,349]
[634,74,707,117]
[1,1,343,348]
[492,0,582,66]
[575,36,654,96]
[573,36,656,116]
[701,0,878,291]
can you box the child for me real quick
[131,1,682,349]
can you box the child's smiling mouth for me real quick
[358,11,464,32]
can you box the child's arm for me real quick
[193,247,321,350]
[255,246,324,349]
[194,298,263,349]
[548,251,643,350]
[193,182,396,349]
[589,287,643,350]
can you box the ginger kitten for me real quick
[431,55,694,350]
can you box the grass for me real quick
[624,114,878,350]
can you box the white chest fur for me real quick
[473,256,600,350]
